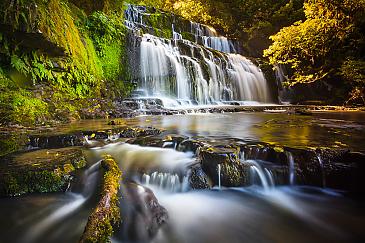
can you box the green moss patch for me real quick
[0,147,87,196]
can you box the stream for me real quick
[1,111,363,243]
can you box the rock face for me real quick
[199,146,250,187]
[118,182,168,241]
[316,149,365,195]
[0,147,87,196]
[189,165,211,189]
[80,155,122,243]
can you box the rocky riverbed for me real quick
[0,110,364,242]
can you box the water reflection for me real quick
[128,112,365,152]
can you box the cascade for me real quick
[316,153,326,188]
[246,160,274,190]
[142,172,189,192]
[218,164,222,189]
[92,143,194,173]
[286,152,295,185]
[190,22,236,53]
[125,4,272,106]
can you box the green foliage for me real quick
[0,0,134,125]
[340,59,365,104]
[0,88,49,125]
[264,0,365,103]
[85,11,133,98]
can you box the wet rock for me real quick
[177,139,204,153]
[120,127,162,138]
[199,146,249,187]
[189,164,211,189]
[284,148,323,186]
[0,147,87,197]
[241,144,287,165]
[128,136,164,147]
[118,182,168,241]
[80,155,122,243]
[28,134,84,149]
[316,149,365,194]
[162,134,188,149]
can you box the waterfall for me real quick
[316,153,326,188]
[21,161,100,242]
[247,160,274,190]
[125,4,272,106]
[218,164,222,189]
[190,22,236,53]
[142,172,189,192]
[286,152,295,185]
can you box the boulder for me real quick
[189,164,211,189]
[199,146,250,187]
[117,182,168,241]
[0,147,87,196]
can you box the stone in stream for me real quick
[28,134,84,149]
[189,164,211,189]
[117,182,168,241]
[119,126,162,138]
[0,147,87,197]
[199,146,250,187]
[316,148,365,195]
[177,139,205,153]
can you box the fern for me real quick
[10,55,28,74]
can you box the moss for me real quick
[80,155,122,243]
[3,168,72,196]
[0,147,87,196]
[0,0,134,126]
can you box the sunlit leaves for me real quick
[264,0,365,89]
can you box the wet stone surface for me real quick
[0,147,87,196]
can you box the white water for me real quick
[126,4,272,106]
[286,152,296,185]
[218,164,222,189]
[21,161,100,243]
[246,160,274,191]
[92,143,195,173]
[316,153,326,187]
[142,172,189,192]
[190,22,236,53]
[149,187,351,243]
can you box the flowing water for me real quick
[0,111,364,242]
[0,160,101,243]
[125,4,271,106]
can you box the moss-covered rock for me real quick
[80,155,122,243]
[0,147,87,196]
[199,146,249,187]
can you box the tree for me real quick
[264,0,365,103]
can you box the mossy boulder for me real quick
[0,147,87,196]
[80,155,122,243]
[199,146,249,187]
